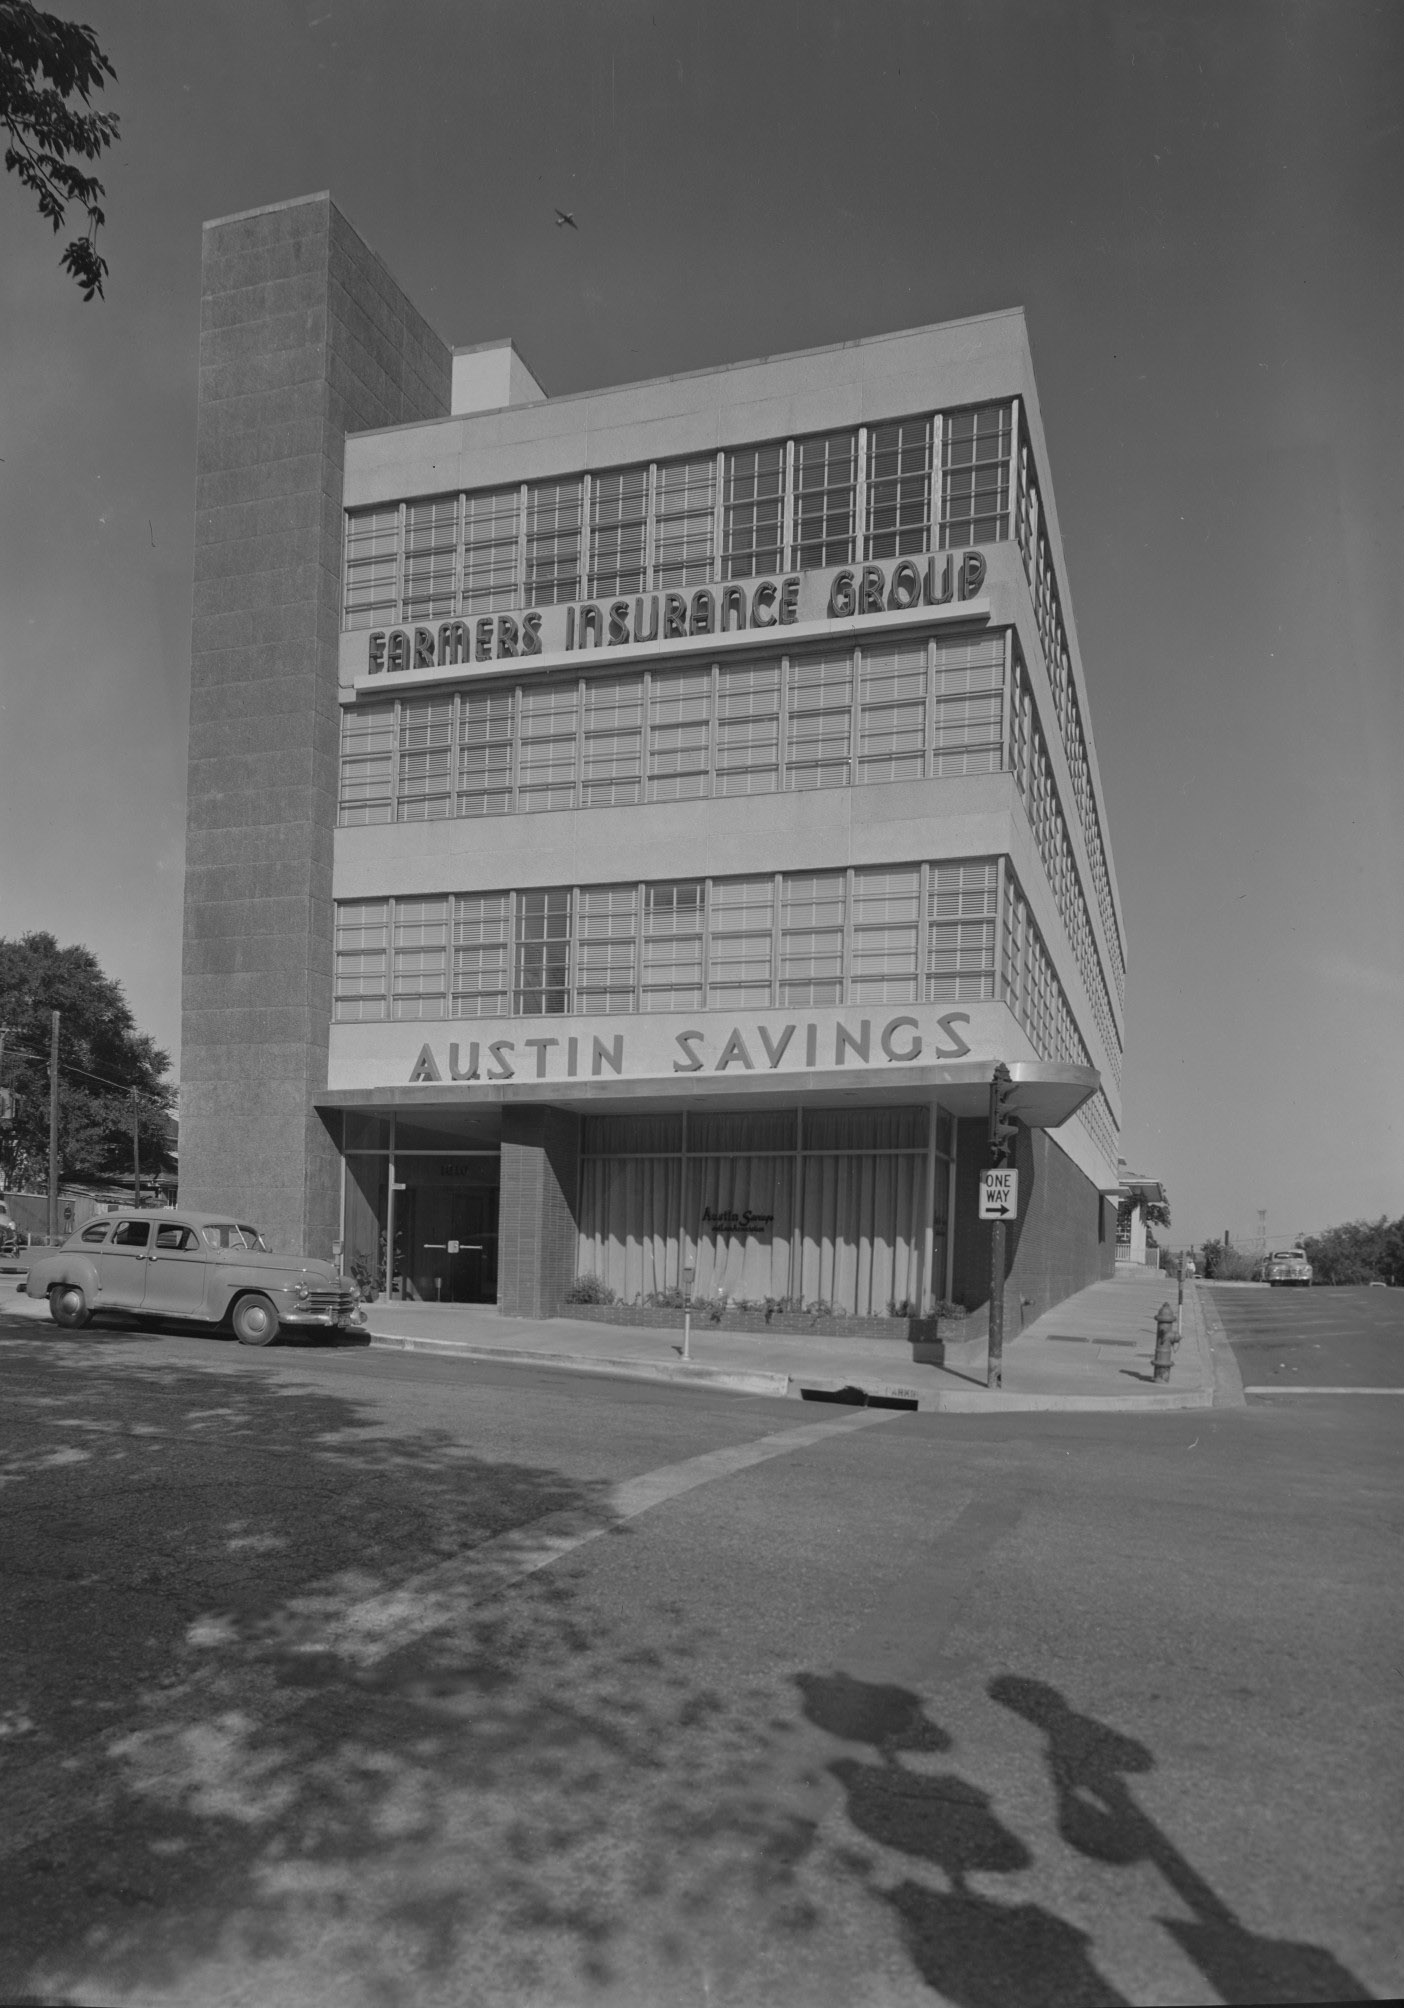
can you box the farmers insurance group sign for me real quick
[351,549,991,685]
[327,1003,1033,1095]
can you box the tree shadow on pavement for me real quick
[0,1329,862,2006]
[990,1675,1371,2006]
[793,1667,1371,2007]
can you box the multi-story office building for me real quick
[180,194,1126,1330]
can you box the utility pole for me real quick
[48,1011,60,1240]
[132,1087,141,1207]
[986,1064,1017,1391]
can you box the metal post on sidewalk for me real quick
[48,1011,60,1242]
[681,1259,695,1363]
[988,1218,1006,1390]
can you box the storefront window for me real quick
[577,1105,937,1317]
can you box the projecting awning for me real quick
[314,1060,1100,1130]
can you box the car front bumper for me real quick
[280,1304,367,1328]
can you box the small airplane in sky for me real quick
[554,209,578,230]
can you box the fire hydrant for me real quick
[1152,1302,1176,1383]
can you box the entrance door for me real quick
[399,1165,500,1304]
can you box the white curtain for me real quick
[576,1106,928,1315]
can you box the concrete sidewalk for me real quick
[360,1263,1215,1411]
[1,1266,1219,1410]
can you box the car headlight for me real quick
[293,1283,311,1300]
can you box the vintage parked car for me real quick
[23,1209,364,1345]
[1261,1247,1313,1288]
[0,1197,19,1257]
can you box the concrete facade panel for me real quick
[331,780,1020,903]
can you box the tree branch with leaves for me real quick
[1,0,118,299]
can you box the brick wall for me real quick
[951,1119,1115,1338]
[499,1108,582,1317]
[180,195,450,1254]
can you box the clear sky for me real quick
[1,0,1399,1250]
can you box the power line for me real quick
[0,1037,173,1113]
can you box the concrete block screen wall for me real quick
[180,195,450,1255]
[180,192,1129,1321]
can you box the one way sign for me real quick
[979,1168,1020,1220]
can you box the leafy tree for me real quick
[1197,1238,1257,1282]
[0,932,174,1194]
[1143,1199,1172,1231]
[1,0,118,299]
[1303,1217,1404,1287]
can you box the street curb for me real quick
[366,1332,792,1399]
[365,1332,1216,1411]
[1193,1283,1247,1408]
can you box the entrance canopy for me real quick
[315,1058,1099,1131]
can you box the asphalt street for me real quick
[1,1305,1399,2008]
[1205,1283,1404,1391]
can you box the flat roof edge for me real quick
[346,306,1032,443]
[204,191,333,231]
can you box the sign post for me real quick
[984,1065,1019,1390]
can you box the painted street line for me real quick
[241,1406,902,1668]
[1241,1385,1404,1396]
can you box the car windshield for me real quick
[1271,1250,1306,1262]
[200,1222,270,1253]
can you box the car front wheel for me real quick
[231,1293,281,1346]
[49,1285,92,1329]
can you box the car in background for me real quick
[23,1209,364,1345]
[1261,1247,1313,1287]
[0,1198,18,1257]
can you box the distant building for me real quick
[1115,1164,1168,1269]
[178,194,1127,1327]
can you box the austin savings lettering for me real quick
[406,1012,972,1084]
[367,551,988,674]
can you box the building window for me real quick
[396,699,453,821]
[514,888,571,1014]
[589,466,649,599]
[792,430,856,570]
[723,443,785,579]
[462,488,521,613]
[344,506,399,630]
[931,632,1005,775]
[334,901,389,1019]
[403,498,458,621]
[526,479,582,604]
[648,667,711,800]
[653,455,715,589]
[576,884,637,1013]
[332,855,1097,1041]
[715,659,781,796]
[786,651,853,790]
[339,704,394,824]
[940,403,1011,547]
[867,419,932,558]
[926,861,998,1000]
[858,640,928,784]
[781,872,846,1005]
[457,688,515,817]
[392,897,449,1019]
[850,866,921,1003]
[517,682,579,812]
[581,676,643,807]
[643,881,704,1008]
[452,894,510,1016]
[706,876,773,1007]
